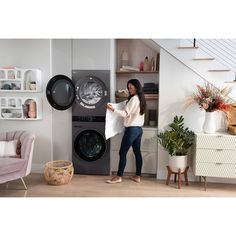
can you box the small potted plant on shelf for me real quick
[157,115,195,172]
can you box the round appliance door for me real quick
[46,75,76,110]
[75,76,107,109]
[74,130,106,162]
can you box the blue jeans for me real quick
[117,127,143,177]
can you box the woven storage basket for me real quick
[227,104,236,135]
[44,160,74,185]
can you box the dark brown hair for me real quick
[127,79,146,115]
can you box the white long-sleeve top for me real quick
[114,95,144,127]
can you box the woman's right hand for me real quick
[107,103,115,112]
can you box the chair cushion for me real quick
[0,158,26,176]
[0,140,21,157]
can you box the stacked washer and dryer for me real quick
[46,70,110,175]
[72,70,110,175]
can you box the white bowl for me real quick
[2,113,13,118]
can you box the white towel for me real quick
[105,101,126,140]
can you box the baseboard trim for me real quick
[32,164,45,173]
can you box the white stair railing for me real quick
[188,39,236,73]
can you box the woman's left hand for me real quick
[107,103,115,112]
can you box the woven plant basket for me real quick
[44,160,74,185]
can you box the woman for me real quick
[106,79,146,184]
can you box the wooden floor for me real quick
[1,173,236,197]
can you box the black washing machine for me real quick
[72,70,110,117]
[46,70,110,114]
[46,70,111,175]
[72,116,110,175]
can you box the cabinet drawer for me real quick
[196,134,236,150]
[130,151,157,174]
[195,162,236,178]
[141,131,157,152]
[110,133,123,151]
[196,149,236,164]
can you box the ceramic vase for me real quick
[203,111,216,134]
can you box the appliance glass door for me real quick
[74,130,106,162]
[75,76,107,109]
[46,75,75,110]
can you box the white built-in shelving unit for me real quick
[0,68,42,120]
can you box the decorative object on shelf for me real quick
[184,82,233,133]
[44,160,74,185]
[2,84,11,90]
[28,100,37,118]
[2,111,13,118]
[143,56,150,71]
[144,108,149,126]
[7,70,15,79]
[139,61,144,71]
[157,116,195,172]
[143,83,158,100]
[227,103,236,135]
[22,104,29,118]
[115,89,129,102]
[121,50,129,68]
[202,111,216,134]
[119,65,139,72]
[149,109,157,127]
[29,81,36,90]
[11,83,20,90]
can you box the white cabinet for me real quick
[110,128,158,174]
[0,68,42,92]
[193,132,236,180]
[0,67,42,120]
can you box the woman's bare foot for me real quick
[106,176,122,184]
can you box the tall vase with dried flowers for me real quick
[184,83,233,133]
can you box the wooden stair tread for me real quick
[177,46,199,49]
[193,57,215,61]
[208,69,231,72]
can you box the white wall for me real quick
[51,39,72,161]
[72,39,110,70]
[158,48,227,181]
[0,39,53,172]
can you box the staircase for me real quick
[152,39,236,99]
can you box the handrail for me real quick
[188,39,236,73]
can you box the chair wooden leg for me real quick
[20,178,27,190]
[199,176,202,183]
[174,174,177,183]
[178,168,181,189]
[166,166,171,185]
[184,166,189,186]
[203,176,207,191]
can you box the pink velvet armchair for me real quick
[0,130,35,189]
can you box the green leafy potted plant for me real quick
[157,115,195,172]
